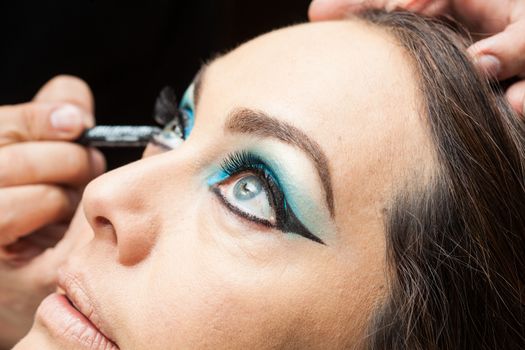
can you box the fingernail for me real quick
[50,104,84,131]
[475,55,501,78]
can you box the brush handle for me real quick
[76,125,162,147]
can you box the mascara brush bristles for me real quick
[154,86,180,126]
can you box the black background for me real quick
[0,1,311,169]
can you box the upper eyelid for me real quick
[224,108,335,217]
[211,154,325,245]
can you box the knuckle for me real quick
[19,104,42,139]
[0,104,32,143]
[0,125,22,144]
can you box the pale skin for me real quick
[15,20,435,349]
[2,2,523,347]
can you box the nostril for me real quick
[94,216,117,244]
[95,216,111,226]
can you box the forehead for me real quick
[199,20,433,225]
[203,20,421,135]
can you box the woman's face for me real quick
[24,21,434,349]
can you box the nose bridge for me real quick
[82,150,190,266]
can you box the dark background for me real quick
[0,1,311,169]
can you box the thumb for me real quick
[0,75,96,145]
[33,75,96,128]
[0,102,92,145]
[468,20,525,80]
[34,75,94,114]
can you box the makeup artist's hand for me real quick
[0,75,105,348]
[309,0,525,116]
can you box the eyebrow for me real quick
[192,63,335,216]
[226,108,335,216]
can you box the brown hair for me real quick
[354,10,525,349]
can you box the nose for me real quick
[82,150,191,266]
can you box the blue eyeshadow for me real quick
[206,150,325,244]
[207,169,230,186]
[179,83,195,137]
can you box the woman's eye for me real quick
[210,151,325,245]
[214,172,277,226]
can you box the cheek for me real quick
[131,238,384,348]
[105,183,387,349]
[125,208,296,348]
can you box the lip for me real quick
[35,272,118,350]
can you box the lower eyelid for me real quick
[211,187,275,229]
[209,170,324,244]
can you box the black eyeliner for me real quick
[212,187,274,229]
[217,151,325,245]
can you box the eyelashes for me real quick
[152,85,195,149]
[214,151,325,245]
[220,151,269,176]
[218,151,285,225]
[151,86,324,245]
[154,86,181,127]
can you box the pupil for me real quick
[234,175,262,200]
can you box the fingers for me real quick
[0,224,68,266]
[33,75,95,123]
[308,0,450,20]
[0,103,92,145]
[468,20,525,80]
[309,0,388,21]
[0,75,95,145]
[0,185,79,246]
[399,0,449,16]
[0,142,106,187]
[469,17,525,115]
[506,80,525,117]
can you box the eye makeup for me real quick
[179,83,196,136]
[208,150,325,245]
[151,84,196,149]
[76,84,196,149]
